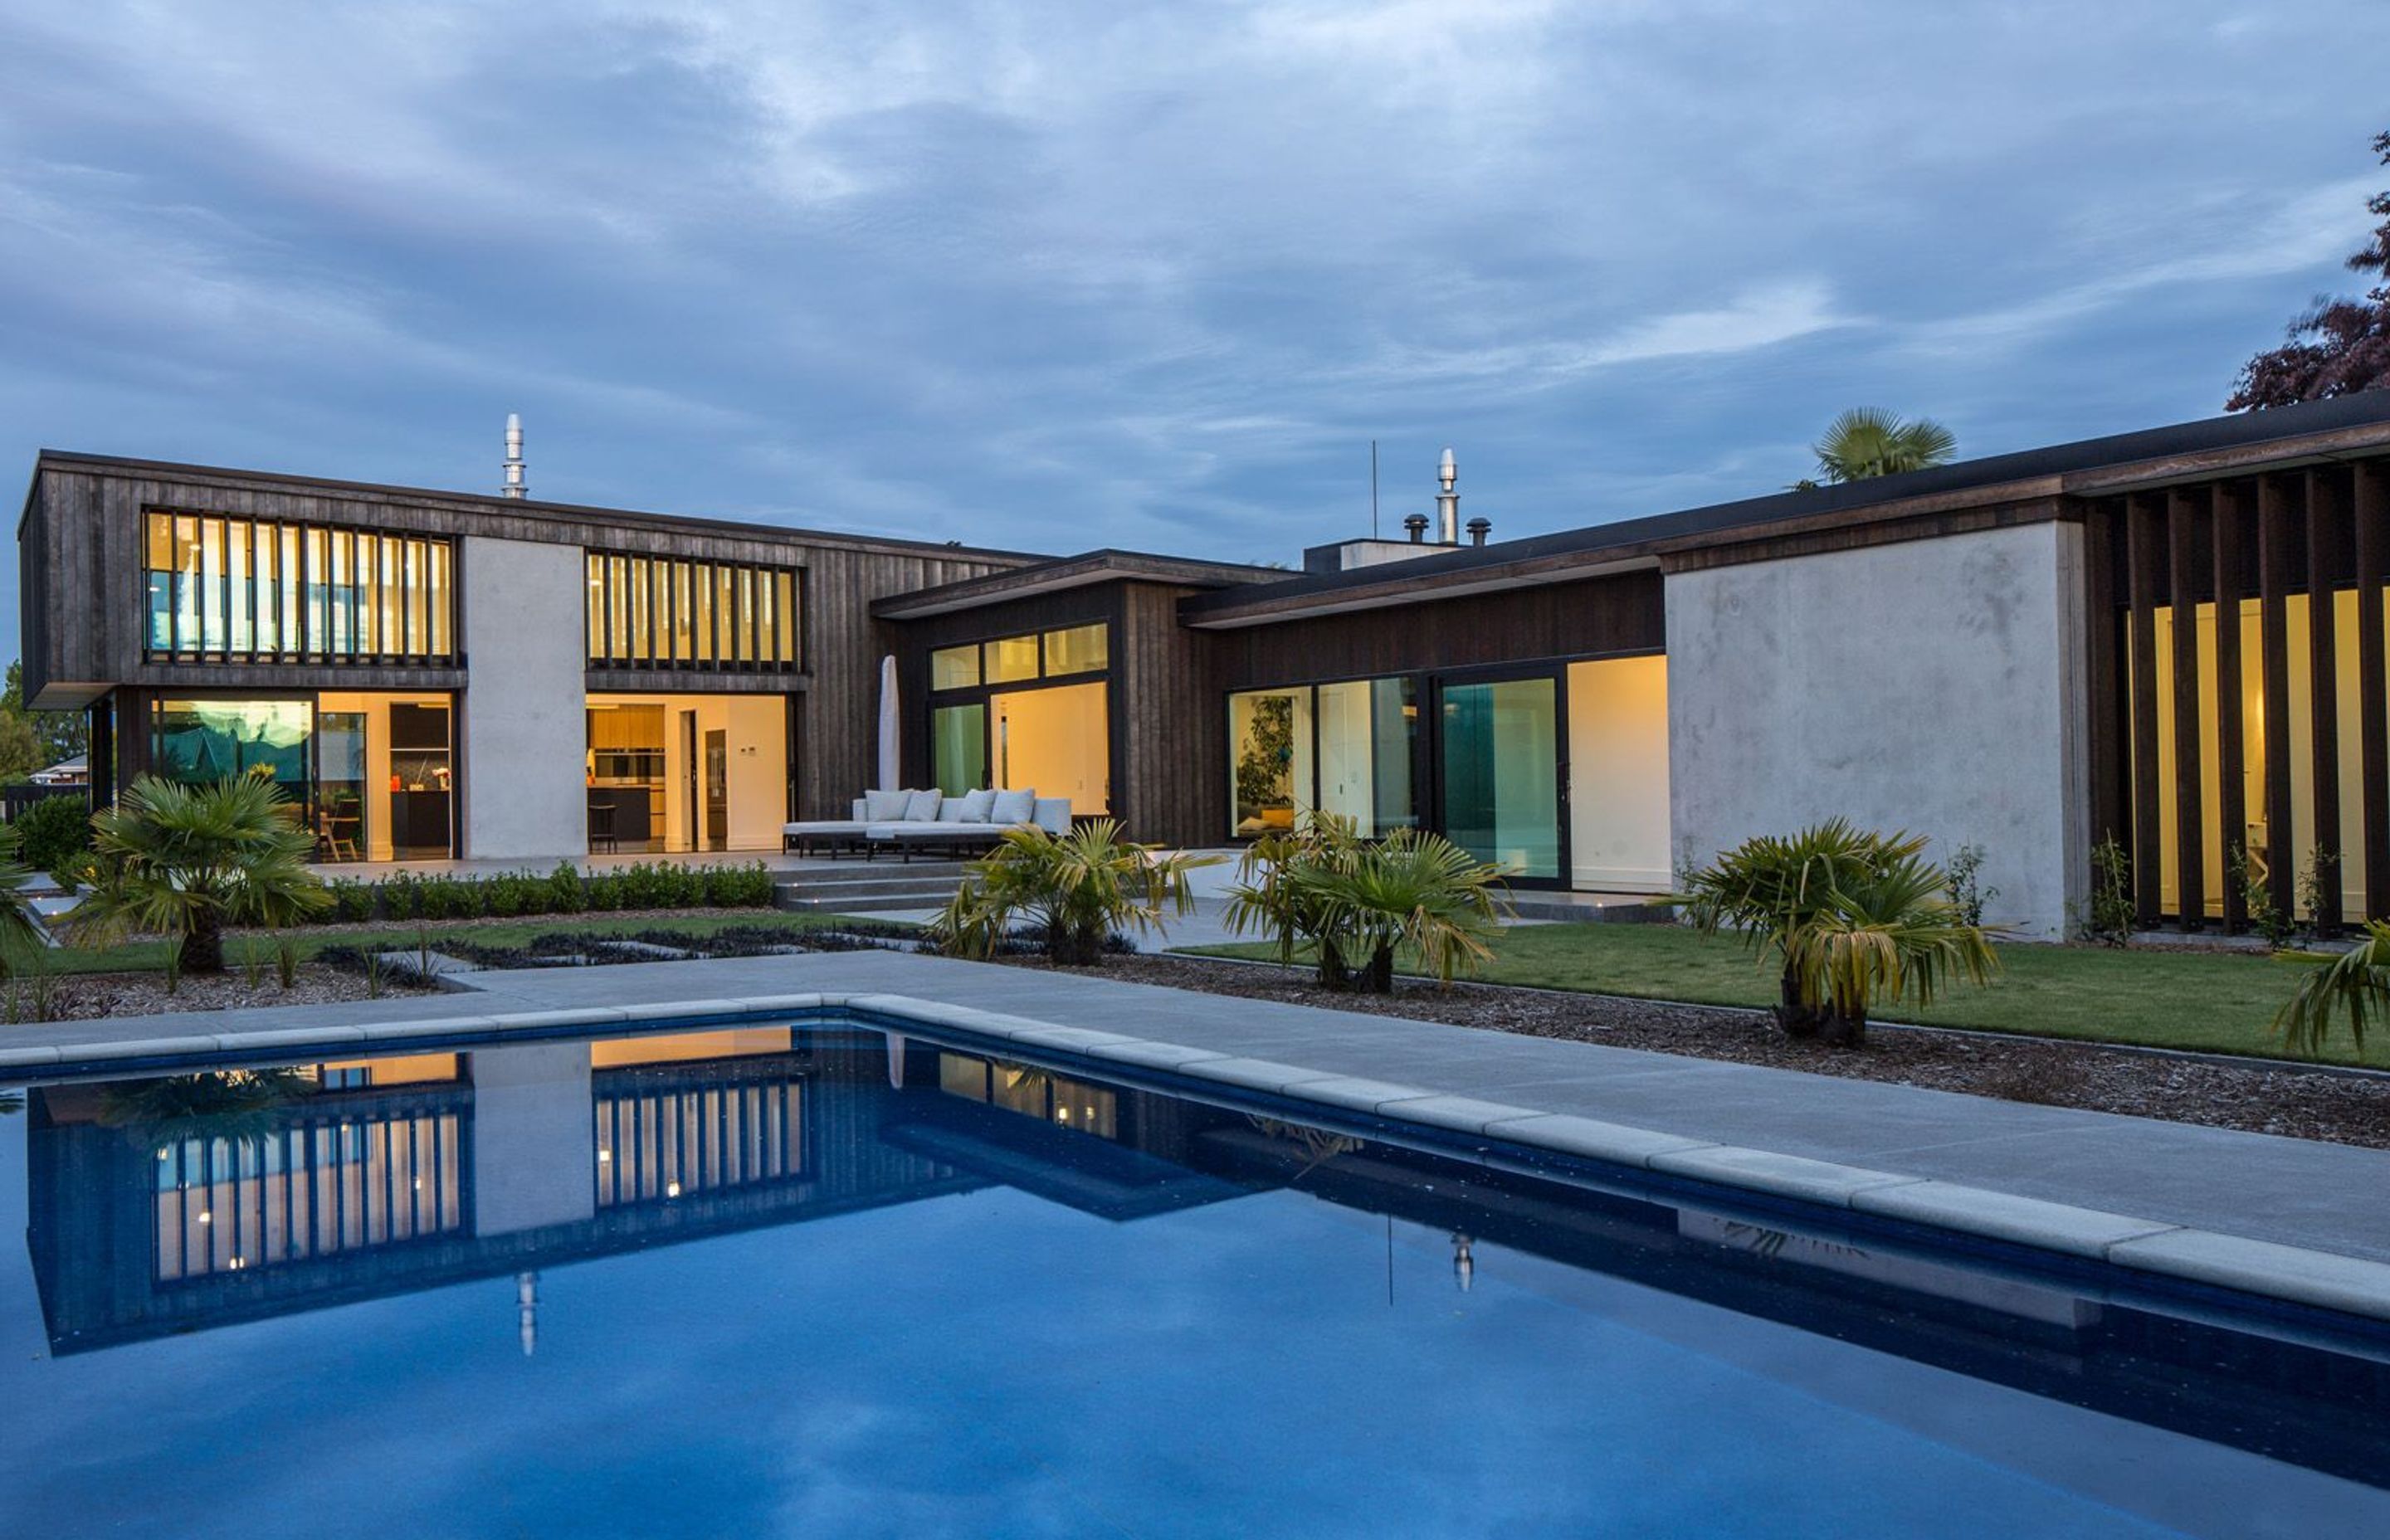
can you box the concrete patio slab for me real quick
[1850,1182,2183,1259]
[1647,1147,1925,1207]
[5,945,2389,1319]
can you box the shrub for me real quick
[705,861,773,908]
[327,878,378,924]
[931,822,1217,966]
[1672,820,1997,1048]
[2084,836,2138,948]
[2227,843,2293,950]
[1944,842,1997,930]
[12,794,93,877]
[546,861,586,914]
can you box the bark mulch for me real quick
[1015,953,2390,1153]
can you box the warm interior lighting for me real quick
[666,1181,680,1197]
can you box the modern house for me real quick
[19,390,2390,937]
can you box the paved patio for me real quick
[2,945,2388,1306]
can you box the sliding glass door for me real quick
[1436,674,1562,883]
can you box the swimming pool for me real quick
[2,1010,2383,1537]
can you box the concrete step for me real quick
[777,876,964,902]
[778,892,953,915]
[1506,895,1675,924]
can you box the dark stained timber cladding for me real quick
[2306,470,2344,931]
[2360,464,2390,919]
[2125,496,2163,926]
[1215,570,1665,688]
[2212,485,2248,933]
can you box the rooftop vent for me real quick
[501,412,527,500]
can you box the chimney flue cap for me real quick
[1402,513,1430,543]
[1466,517,1491,547]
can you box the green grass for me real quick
[22,910,902,979]
[1181,924,2388,1069]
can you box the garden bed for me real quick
[6,962,440,1022]
[1014,953,2390,1151]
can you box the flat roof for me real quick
[25,449,1051,567]
[1180,393,2390,628]
[871,549,1287,620]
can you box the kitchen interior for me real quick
[585,693,790,854]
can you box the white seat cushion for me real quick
[863,788,911,821]
[988,787,1037,826]
[903,788,944,822]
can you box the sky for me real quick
[3,1,2388,659]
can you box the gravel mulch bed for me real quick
[1017,953,2390,1152]
[11,963,439,1022]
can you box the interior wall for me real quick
[993,681,1108,813]
[1566,655,1671,890]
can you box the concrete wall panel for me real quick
[459,535,588,860]
[1666,522,2087,937]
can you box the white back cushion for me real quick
[903,788,944,822]
[939,788,997,823]
[988,787,1037,826]
[863,788,911,821]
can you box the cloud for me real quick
[0,0,2385,671]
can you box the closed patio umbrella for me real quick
[876,654,900,790]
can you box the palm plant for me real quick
[1674,821,1997,1045]
[96,1068,312,1153]
[1801,407,1958,487]
[68,776,331,974]
[2273,920,2390,1059]
[1285,829,1510,991]
[1222,810,1370,987]
[931,820,1219,967]
[1224,812,1511,992]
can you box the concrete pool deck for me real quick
[2,947,2388,1322]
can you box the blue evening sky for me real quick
[4,2,2388,658]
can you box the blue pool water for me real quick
[0,1015,2383,1538]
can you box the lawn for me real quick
[1180,924,2389,1069]
[27,910,896,978]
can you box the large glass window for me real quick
[152,699,314,792]
[1439,677,1560,880]
[1044,623,1109,676]
[933,704,988,795]
[986,635,1041,683]
[142,511,454,662]
[1229,688,1314,837]
[930,646,981,690]
[586,552,799,670]
[1317,677,1416,836]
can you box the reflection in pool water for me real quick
[1,1020,2385,1538]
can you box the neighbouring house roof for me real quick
[1178,392,2390,629]
[869,549,1287,620]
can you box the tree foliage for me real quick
[0,660,88,776]
[1797,407,1957,489]
[2228,129,2390,410]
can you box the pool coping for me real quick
[7,988,2388,1326]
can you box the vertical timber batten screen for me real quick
[2105,460,2390,929]
[584,551,802,672]
[142,509,456,665]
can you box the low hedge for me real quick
[11,793,94,876]
[321,860,777,925]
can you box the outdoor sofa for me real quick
[782,787,1072,860]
